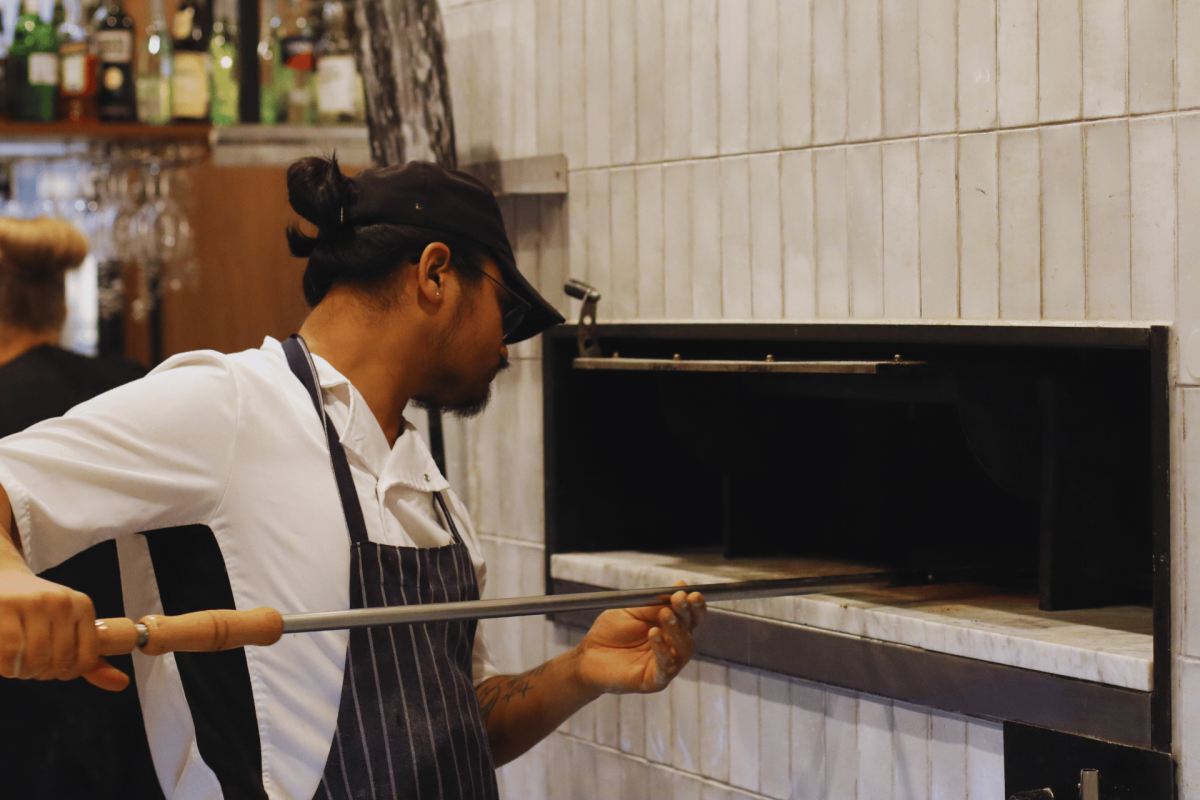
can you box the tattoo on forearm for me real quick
[475,663,549,722]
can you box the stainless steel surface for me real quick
[460,154,569,195]
[280,572,893,634]
[573,357,926,374]
[210,125,374,167]
[565,279,603,357]
[1078,769,1099,800]
[136,623,149,648]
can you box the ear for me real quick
[416,242,453,304]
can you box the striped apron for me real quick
[283,336,499,800]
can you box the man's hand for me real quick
[574,581,707,694]
[0,541,128,692]
[476,581,708,766]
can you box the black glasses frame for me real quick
[481,270,532,344]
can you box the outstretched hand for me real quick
[0,569,129,692]
[575,581,707,694]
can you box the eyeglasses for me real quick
[481,270,531,344]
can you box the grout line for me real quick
[553,730,783,800]
[562,107,1196,174]
[478,533,544,551]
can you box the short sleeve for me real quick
[0,350,241,574]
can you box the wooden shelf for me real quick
[0,120,212,140]
[0,120,212,159]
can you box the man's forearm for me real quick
[0,484,25,571]
[475,645,602,767]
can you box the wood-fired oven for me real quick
[543,303,1173,797]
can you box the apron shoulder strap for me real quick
[283,335,370,545]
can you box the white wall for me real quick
[436,0,1200,797]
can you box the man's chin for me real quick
[411,386,493,419]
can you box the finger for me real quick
[42,589,82,680]
[18,609,51,679]
[64,599,99,681]
[658,606,695,664]
[688,592,707,627]
[0,611,23,679]
[670,590,694,630]
[647,627,676,687]
[82,658,130,692]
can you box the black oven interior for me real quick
[545,325,1159,612]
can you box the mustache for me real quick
[494,355,511,374]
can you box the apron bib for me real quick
[283,336,499,800]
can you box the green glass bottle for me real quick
[7,0,59,121]
[208,0,236,125]
[257,0,286,123]
[134,0,171,123]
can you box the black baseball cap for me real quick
[345,161,565,344]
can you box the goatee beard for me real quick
[412,356,511,419]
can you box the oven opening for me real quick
[551,332,1154,612]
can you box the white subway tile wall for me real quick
[436,0,1200,796]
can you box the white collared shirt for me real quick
[0,336,498,800]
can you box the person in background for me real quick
[0,215,161,800]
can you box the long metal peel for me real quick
[94,571,894,657]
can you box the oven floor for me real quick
[549,550,1153,691]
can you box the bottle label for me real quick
[317,55,358,115]
[95,30,133,64]
[137,76,171,122]
[102,65,125,91]
[281,37,314,71]
[172,7,195,41]
[61,50,88,94]
[172,51,210,118]
[28,53,58,86]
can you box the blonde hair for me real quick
[0,217,89,331]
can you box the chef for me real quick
[0,158,706,800]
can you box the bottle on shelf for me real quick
[170,0,210,121]
[134,0,170,123]
[208,0,236,125]
[315,0,361,125]
[0,0,17,120]
[256,0,283,123]
[278,0,315,124]
[93,0,135,121]
[57,0,96,121]
[7,0,59,122]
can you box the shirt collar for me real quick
[261,336,450,493]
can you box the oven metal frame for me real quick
[543,321,1172,752]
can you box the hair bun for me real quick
[286,155,357,259]
[0,217,88,282]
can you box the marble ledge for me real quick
[550,551,1154,692]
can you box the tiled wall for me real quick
[435,0,1200,797]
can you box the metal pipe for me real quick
[279,571,894,633]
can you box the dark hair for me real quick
[0,217,87,330]
[286,155,488,307]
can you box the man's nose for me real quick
[500,344,509,362]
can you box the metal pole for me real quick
[280,572,894,633]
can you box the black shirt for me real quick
[0,345,164,800]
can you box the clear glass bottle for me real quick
[255,0,283,123]
[134,0,170,123]
[57,0,96,121]
[7,0,59,121]
[278,0,315,124]
[315,0,361,125]
[208,0,236,125]
[170,0,210,121]
[93,0,135,121]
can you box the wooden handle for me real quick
[95,616,141,656]
[95,607,284,656]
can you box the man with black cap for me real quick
[0,158,706,800]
